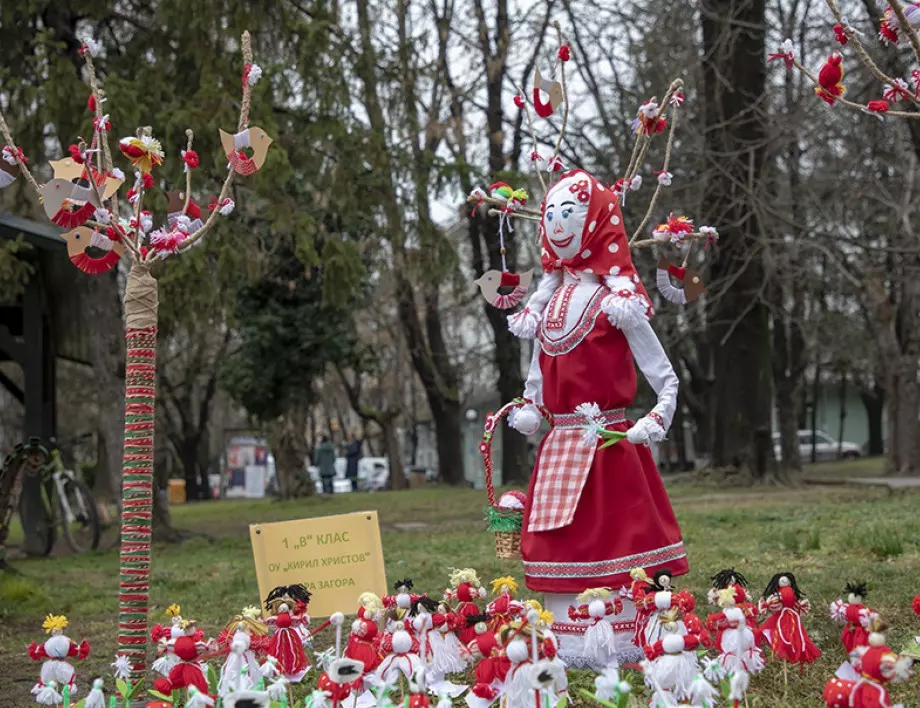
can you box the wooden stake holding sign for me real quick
[249,511,387,618]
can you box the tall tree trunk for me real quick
[860,382,885,456]
[117,263,162,681]
[380,416,405,490]
[268,405,313,500]
[80,269,125,502]
[700,0,772,478]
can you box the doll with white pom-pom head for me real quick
[505,170,687,668]
[27,614,90,704]
[566,587,623,669]
[216,607,268,696]
[706,587,765,676]
[829,581,878,656]
[263,584,313,681]
[375,626,423,686]
[641,608,708,704]
[346,592,384,676]
[428,598,469,678]
[445,568,487,646]
[823,616,914,708]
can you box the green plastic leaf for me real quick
[126,678,144,700]
[555,697,568,708]
[598,431,627,449]
[719,679,731,699]
[146,690,172,702]
[207,664,220,695]
[115,680,128,699]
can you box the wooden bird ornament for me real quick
[219,126,273,175]
[60,226,125,275]
[656,257,704,305]
[41,178,101,229]
[475,269,534,309]
[533,67,564,118]
[49,158,123,200]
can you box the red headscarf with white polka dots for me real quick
[539,169,653,313]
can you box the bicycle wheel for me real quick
[57,478,100,553]
[18,481,54,557]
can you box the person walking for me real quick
[345,437,361,492]
[315,436,336,495]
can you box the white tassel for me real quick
[260,656,280,679]
[436,695,453,708]
[267,678,288,701]
[507,309,539,339]
[599,291,648,331]
[689,674,719,706]
[34,681,63,706]
[85,678,105,708]
[583,620,617,668]
[186,687,215,708]
[728,670,749,702]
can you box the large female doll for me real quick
[507,169,688,665]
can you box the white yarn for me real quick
[719,624,764,675]
[508,271,562,338]
[85,678,105,708]
[656,268,687,305]
[233,129,252,150]
[583,620,617,669]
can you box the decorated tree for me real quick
[0,32,271,681]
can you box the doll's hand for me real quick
[626,415,666,445]
[509,404,541,436]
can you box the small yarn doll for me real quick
[27,614,90,705]
[151,604,207,677]
[446,568,487,646]
[500,626,538,708]
[430,599,469,676]
[567,587,623,669]
[823,618,913,708]
[634,568,696,646]
[708,568,753,607]
[383,578,417,624]
[487,576,523,631]
[626,567,655,647]
[467,613,509,701]
[829,582,878,655]
[642,608,707,704]
[217,607,269,696]
[758,572,821,668]
[345,592,384,676]
[314,613,364,708]
[410,596,441,665]
[706,587,765,676]
[152,635,210,696]
[374,627,423,686]
[913,593,920,617]
[264,583,313,681]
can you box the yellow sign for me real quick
[249,510,387,618]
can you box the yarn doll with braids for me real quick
[829,582,878,656]
[264,584,313,681]
[758,573,821,668]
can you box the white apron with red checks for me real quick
[528,408,626,532]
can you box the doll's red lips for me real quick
[551,234,575,248]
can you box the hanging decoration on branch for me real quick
[0,30,271,687]
[772,0,920,120]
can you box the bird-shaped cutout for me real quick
[49,158,123,199]
[533,67,564,119]
[474,269,534,309]
[60,226,125,275]
[41,178,101,229]
[656,257,704,305]
[219,126,273,176]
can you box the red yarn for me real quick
[68,144,85,164]
[141,172,154,189]
[87,94,96,112]
[183,150,200,169]
[513,95,525,109]
[868,100,889,113]
[833,24,848,45]
[558,45,571,62]
[912,593,920,616]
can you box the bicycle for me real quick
[15,440,101,556]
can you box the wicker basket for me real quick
[480,398,553,561]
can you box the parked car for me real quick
[772,430,861,462]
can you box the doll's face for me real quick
[778,576,791,588]
[542,175,590,261]
[659,575,672,590]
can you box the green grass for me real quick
[2,479,920,707]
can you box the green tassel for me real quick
[484,506,522,533]
[108,697,117,708]
[63,685,71,708]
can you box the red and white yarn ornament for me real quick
[149,228,188,257]
[93,114,111,132]
[209,196,235,216]
[182,149,200,171]
[883,78,911,103]
[80,38,102,57]
[2,145,27,165]
[242,62,263,87]
[497,490,526,511]
[656,170,673,186]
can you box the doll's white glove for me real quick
[509,404,541,436]
[626,415,667,445]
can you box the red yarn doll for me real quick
[264,584,312,682]
[913,593,920,617]
[445,568,486,646]
[829,582,877,655]
[345,592,383,676]
[467,613,509,692]
[486,576,523,632]
[758,572,821,669]
[633,568,697,648]
[824,618,913,708]
[153,635,210,696]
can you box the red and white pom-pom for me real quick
[2,145,27,165]
[110,167,125,181]
[126,187,139,205]
[93,114,111,132]
[628,174,642,192]
[182,149,200,171]
[243,62,263,87]
[883,78,911,103]
[68,144,85,164]
[829,599,847,623]
[700,225,719,246]
[669,91,685,107]
[497,490,526,510]
[547,155,565,172]
[141,172,155,189]
[656,170,672,186]
[149,228,187,257]
[767,39,795,69]
[93,208,111,224]
[209,196,235,216]
[80,38,102,57]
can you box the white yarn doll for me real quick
[27,614,90,705]
[641,608,705,704]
